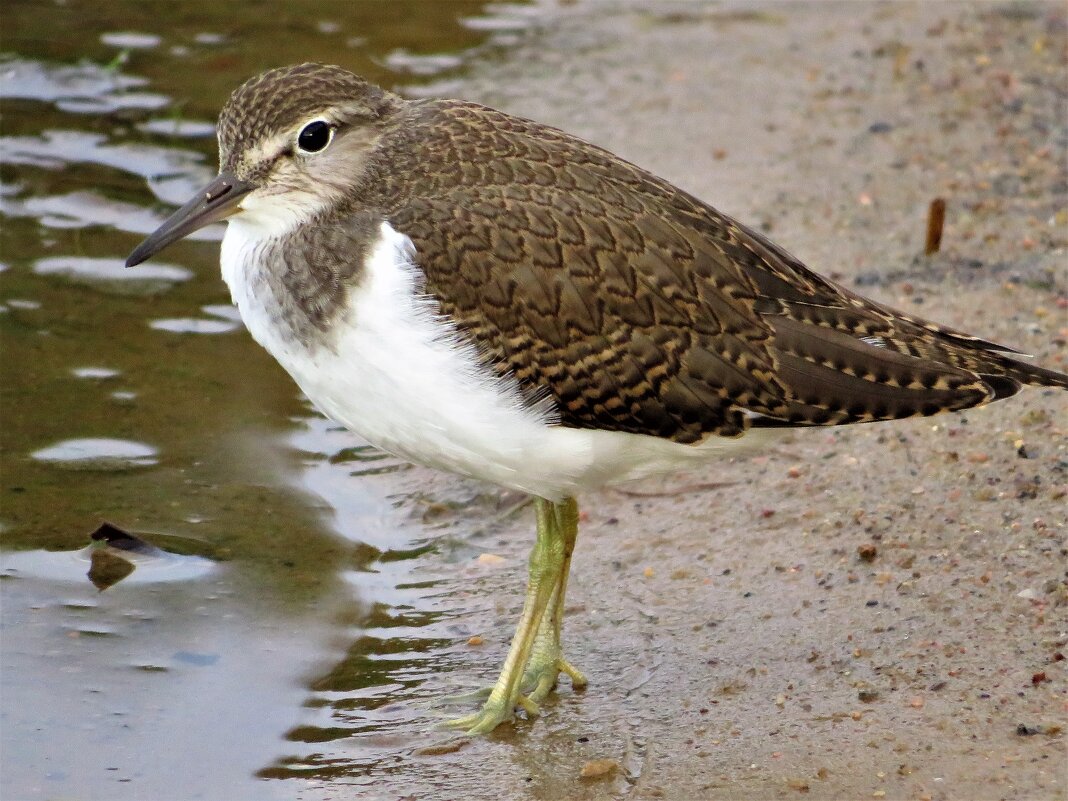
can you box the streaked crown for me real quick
[217,63,400,179]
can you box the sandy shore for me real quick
[304,3,1067,800]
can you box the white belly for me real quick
[221,219,764,500]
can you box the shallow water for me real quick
[1,3,540,798]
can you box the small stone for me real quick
[786,777,810,792]
[857,543,878,562]
[580,758,619,779]
[413,738,468,756]
[467,635,484,647]
[476,553,505,566]
[643,566,655,578]
[908,696,925,709]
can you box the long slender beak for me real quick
[126,172,253,267]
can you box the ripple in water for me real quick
[99,31,162,50]
[1,130,209,192]
[71,367,121,380]
[5,299,41,310]
[31,438,159,471]
[33,257,192,296]
[0,546,215,586]
[3,190,181,236]
[137,118,216,139]
[200,304,243,322]
[149,318,241,334]
[0,59,168,114]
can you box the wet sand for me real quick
[299,3,1066,800]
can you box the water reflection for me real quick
[149,316,241,334]
[31,437,159,470]
[1,58,169,114]
[2,1,541,798]
[33,256,193,294]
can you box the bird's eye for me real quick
[296,120,333,154]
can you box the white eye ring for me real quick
[296,119,334,155]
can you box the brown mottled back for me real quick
[233,65,1067,443]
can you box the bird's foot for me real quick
[438,646,586,731]
[521,644,587,704]
[442,690,540,735]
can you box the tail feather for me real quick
[747,305,1067,429]
[983,353,1068,392]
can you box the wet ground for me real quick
[2,2,1066,801]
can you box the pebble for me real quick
[580,758,619,779]
[413,738,468,756]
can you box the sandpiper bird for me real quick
[128,63,1067,734]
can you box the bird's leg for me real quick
[521,497,588,703]
[444,496,565,734]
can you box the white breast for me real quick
[220,219,767,500]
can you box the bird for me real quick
[127,63,1068,735]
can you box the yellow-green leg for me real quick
[521,498,587,703]
[444,496,584,734]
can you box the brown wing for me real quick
[365,100,1067,442]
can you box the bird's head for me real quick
[126,63,400,267]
